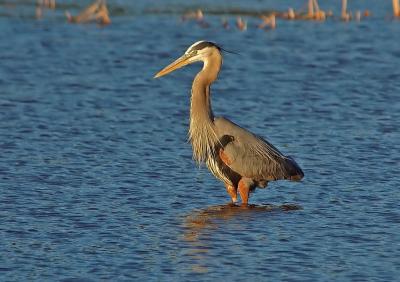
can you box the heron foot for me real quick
[225,183,238,203]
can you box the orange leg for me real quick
[238,178,251,206]
[225,184,237,203]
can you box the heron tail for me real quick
[284,156,304,181]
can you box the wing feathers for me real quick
[214,117,304,182]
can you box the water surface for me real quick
[1,1,399,281]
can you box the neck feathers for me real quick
[189,51,222,164]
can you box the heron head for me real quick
[154,41,221,78]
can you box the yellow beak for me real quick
[154,54,192,78]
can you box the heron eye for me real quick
[190,50,198,55]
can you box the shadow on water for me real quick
[181,203,302,273]
[185,203,302,228]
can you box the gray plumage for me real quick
[213,117,303,182]
[155,40,304,204]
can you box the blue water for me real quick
[1,1,400,281]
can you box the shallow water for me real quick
[1,1,400,281]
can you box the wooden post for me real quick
[341,0,351,21]
[313,0,320,13]
[394,0,400,17]
[288,8,295,19]
[312,0,326,20]
[308,0,314,17]
[341,0,347,18]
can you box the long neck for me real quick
[189,51,222,163]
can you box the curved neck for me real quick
[190,52,222,123]
[189,51,222,163]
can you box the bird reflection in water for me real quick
[182,203,302,273]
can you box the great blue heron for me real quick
[154,41,304,205]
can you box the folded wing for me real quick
[214,117,304,182]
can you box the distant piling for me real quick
[304,0,325,21]
[393,0,400,17]
[308,0,314,18]
[258,14,276,30]
[341,0,351,21]
[236,17,247,31]
[66,0,111,25]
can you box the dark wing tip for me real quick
[285,156,304,181]
[290,173,304,181]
